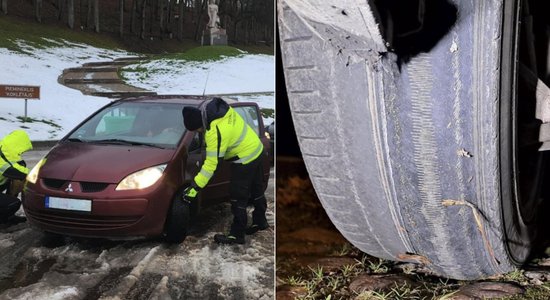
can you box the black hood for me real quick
[202,97,229,130]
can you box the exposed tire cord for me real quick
[279,0,527,279]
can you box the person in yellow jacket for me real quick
[182,98,268,244]
[0,130,33,223]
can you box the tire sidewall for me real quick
[164,189,192,243]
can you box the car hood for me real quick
[39,142,176,183]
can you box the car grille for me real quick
[80,182,109,193]
[25,208,141,229]
[43,178,66,189]
[41,179,109,193]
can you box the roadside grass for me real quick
[0,15,272,56]
[159,46,245,61]
[260,108,274,119]
[279,251,550,300]
[0,15,122,53]
[16,116,62,129]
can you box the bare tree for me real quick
[0,0,7,15]
[177,0,184,40]
[68,0,75,28]
[140,0,147,39]
[194,0,206,41]
[93,0,99,32]
[119,0,124,37]
[57,0,64,21]
[159,0,165,37]
[131,0,137,33]
[34,0,43,22]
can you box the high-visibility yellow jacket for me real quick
[0,130,33,186]
[193,99,263,188]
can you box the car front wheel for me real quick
[164,191,190,243]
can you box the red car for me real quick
[22,95,270,242]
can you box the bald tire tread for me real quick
[278,0,545,280]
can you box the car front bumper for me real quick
[22,183,173,239]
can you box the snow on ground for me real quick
[0,40,130,141]
[123,54,274,95]
[0,40,274,141]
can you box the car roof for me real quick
[116,95,239,106]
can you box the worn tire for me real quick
[164,192,190,243]
[278,0,548,279]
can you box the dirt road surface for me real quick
[0,148,274,299]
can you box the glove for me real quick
[182,184,200,203]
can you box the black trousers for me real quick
[229,153,268,238]
[0,193,20,221]
[0,160,26,221]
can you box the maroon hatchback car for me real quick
[22,95,271,242]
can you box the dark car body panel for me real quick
[22,96,270,239]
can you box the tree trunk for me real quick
[140,0,147,39]
[166,0,174,39]
[93,0,99,32]
[149,0,156,36]
[1,0,7,15]
[159,0,164,38]
[119,0,124,37]
[34,0,42,22]
[178,0,184,40]
[79,0,85,28]
[194,0,206,41]
[67,0,74,29]
[86,0,92,28]
[131,0,137,34]
[57,0,64,21]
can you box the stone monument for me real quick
[202,0,227,46]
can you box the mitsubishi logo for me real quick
[65,183,74,193]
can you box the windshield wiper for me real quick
[93,139,164,149]
[67,138,85,143]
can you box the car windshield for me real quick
[68,102,187,149]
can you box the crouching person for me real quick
[0,130,33,223]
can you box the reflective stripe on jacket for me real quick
[0,130,33,186]
[193,106,263,188]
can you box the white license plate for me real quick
[45,196,92,212]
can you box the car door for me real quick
[232,103,271,189]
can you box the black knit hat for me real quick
[182,106,203,131]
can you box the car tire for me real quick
[164,191,190,243]
[278,0,549,279]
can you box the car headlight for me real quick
[116,164,167,191]
[27,158,47,184]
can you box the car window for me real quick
[188,132,202,153]
[69,102,186,149]
[234,106,260,136]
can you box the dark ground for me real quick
[275,158,550,300]
[275,38,550,299]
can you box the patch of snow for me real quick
[3,283,80,300]
[0,41,129,141]
[123,54,274,96]
[0,40,274,141]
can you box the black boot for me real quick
[245,224,269,235]
[214,234,245,244]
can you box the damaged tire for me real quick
[278,0,549,279]
[164,191,190,243]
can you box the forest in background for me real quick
[0,0,273,46]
